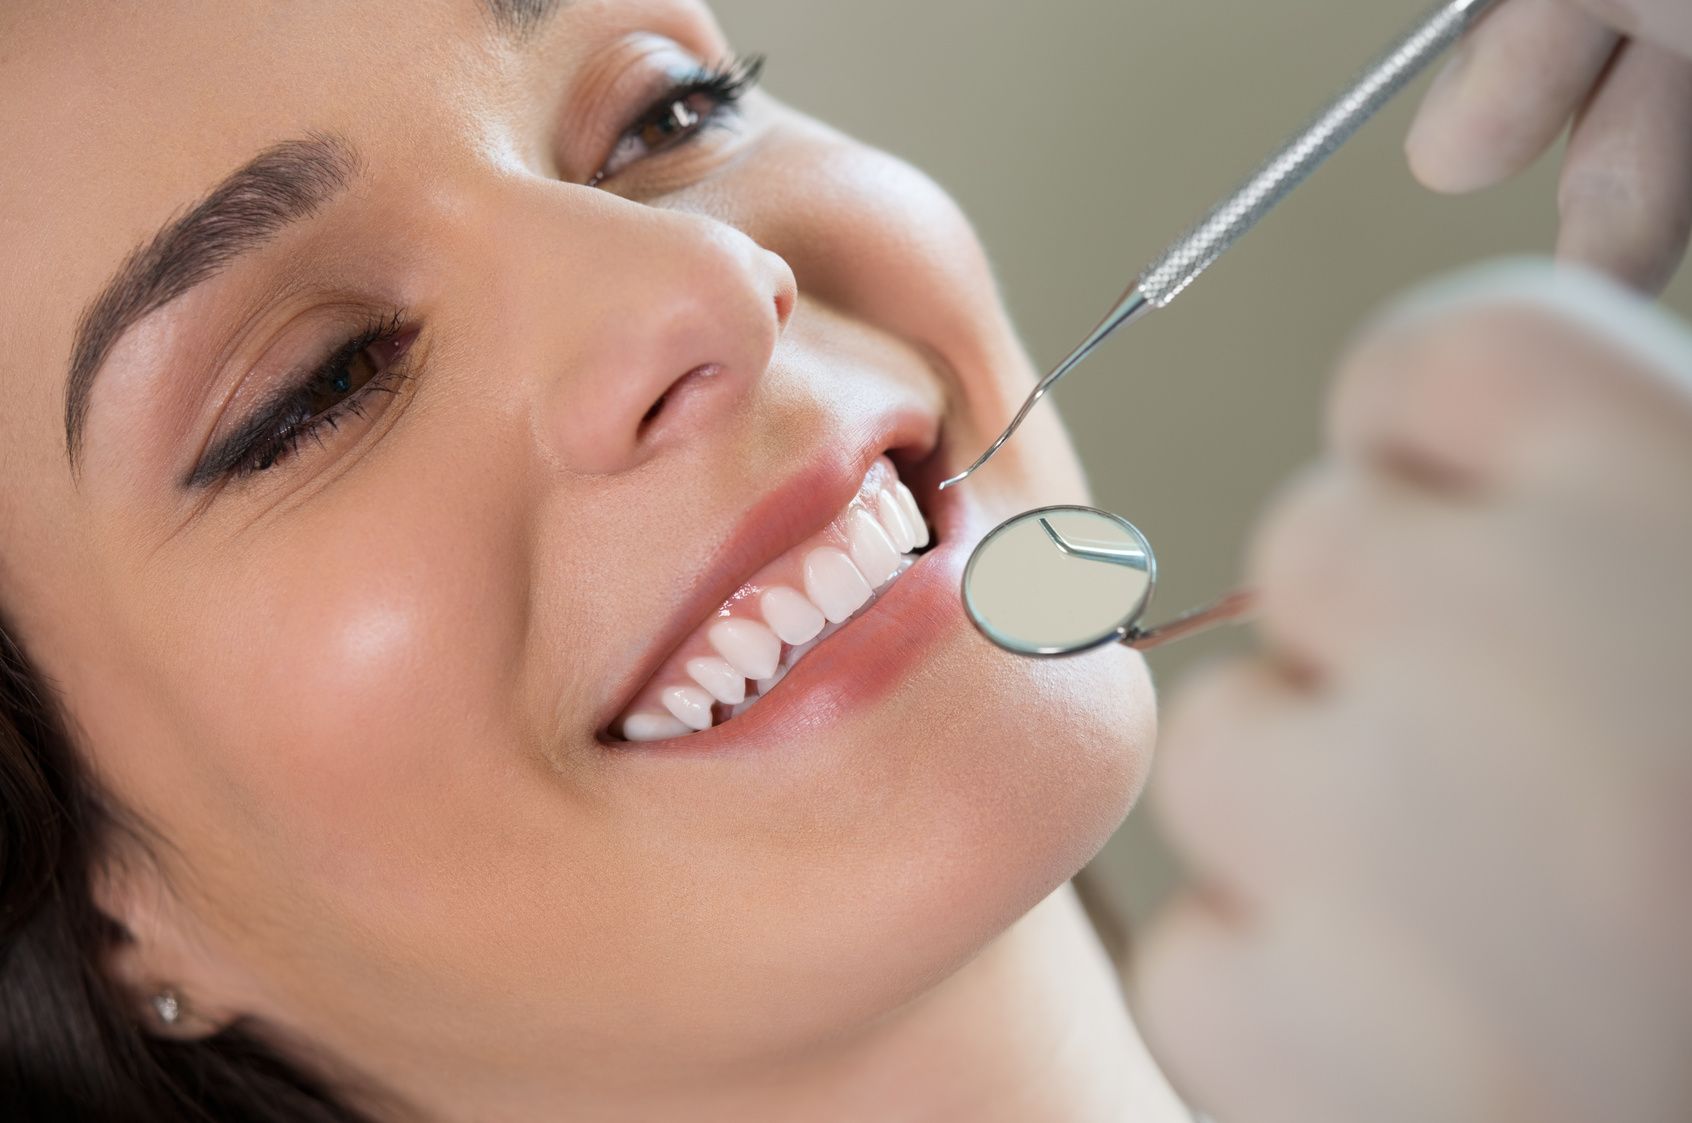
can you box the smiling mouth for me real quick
[614,456,932,742]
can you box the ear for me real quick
[90,838,246,1039]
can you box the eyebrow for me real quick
[484,0,569,37]
[64,135,360,466]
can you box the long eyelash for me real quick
[191,312,410,486]
[686,54,764,108]
[588,54,765,187]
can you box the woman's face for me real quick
[0,0,1153,1106]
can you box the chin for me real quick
[585,460,1156,1058]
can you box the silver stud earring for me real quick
[150,990,180,1026]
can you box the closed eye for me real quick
[189,313,415,486]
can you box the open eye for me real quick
[591,56,763,185]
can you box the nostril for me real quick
[640,394,667,430]
[635,363,719,438]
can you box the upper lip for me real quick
[596,405,942,736]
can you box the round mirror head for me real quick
[962,505,1156,657]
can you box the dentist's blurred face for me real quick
[0,0,1153,1109]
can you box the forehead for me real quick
[0,1,473,325]
[0,1,528,172]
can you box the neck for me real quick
[777,882,1192,1123]
[400,884,1190,1123]
[758,883,1192,1123]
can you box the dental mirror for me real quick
[962,506,1255,657]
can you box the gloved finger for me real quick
[1406,0,1618,194]
[1328,263,1692,500]
[1136,895,1509,1123]
[1246,460,1476,680]
[1167,512,1580,908]
[1153,655,1383,906]
[1564,0,1692,58]
[1133,895,1365,1123]
[1161,465,1565,897]
[1327,302,1569,496]
[1557,39,1692,294]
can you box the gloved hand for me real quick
[1134,262,1692,1123]
[1406,0,1692,293]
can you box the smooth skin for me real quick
[1137,0,1692,1119]
[0,2,1180,1121]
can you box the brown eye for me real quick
[304,345,380,416]
[638,96,705,153]
[591,57,763,186]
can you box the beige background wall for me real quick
[708,0,1692,926]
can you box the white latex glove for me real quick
[1407,0,1692,293]
[1134,261,1692,1123]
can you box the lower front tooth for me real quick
[623,712,693,742]
[804,547,873,623]
[685,657,747,705]
[755,663,788,696]
[662,685,717,731]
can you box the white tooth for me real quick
[877,488,918,553]
[709,618,782,680]
[622,712,693,742]
[760,586,825,646]
[848,509,901,587]
[686,657,746,705]
[755,663,788,696]
[662,684,717,731]
[895,481,929,548]
[804,547,873,623]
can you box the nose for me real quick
[506,189,796,476]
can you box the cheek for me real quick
[844,546,1157,992]
[703,117,1021,399]
[917,628,1157,917]
[876,630,1158,1014]
[176,481,535,890]
[785,150,1000,351]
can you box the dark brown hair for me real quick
[0,625,370,1120]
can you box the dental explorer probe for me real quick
[939,0,1500,491]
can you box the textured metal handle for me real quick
[1137,0,1497,307]
[939,0,1499,491]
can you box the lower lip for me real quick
[612,489,980,755]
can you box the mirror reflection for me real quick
[962,506,1155,656]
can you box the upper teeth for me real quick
[803,547,873,623]
[708,618,783,679]
[618,468,929,742]
[759,586,825,645]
